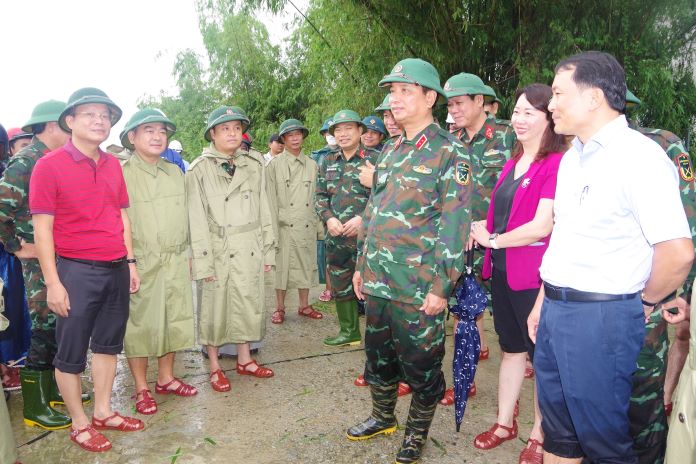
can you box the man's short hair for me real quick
[555,51,627,113]
[269,133,281,143]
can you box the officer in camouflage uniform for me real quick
[0,100,90,431]
[349,58,473,464]
[624,90,696,464]
[315,110,376,346]
[310,118,336,169]
[361,115,387,152]
[357,95,402,190]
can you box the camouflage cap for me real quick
[279,118,309,139]
[319,117,333,134]
[205,105,250,141]
[361,115,386,136]
[22,100,66,133]
[626,89,641,109]
[328,110,365,135]
[443,73,489,99]
[59,87,122,132]
[7,128,32,143]
[119,108,176,150]
[375,94,391,113]
[379,58,447,100]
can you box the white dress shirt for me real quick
[540,115,691,294]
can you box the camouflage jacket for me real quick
[638,127,696,294]
[310,145,334,169]
[315,145,378,224]
[455,114,515,220]
[356,123,473,305]
[0,136,47,252]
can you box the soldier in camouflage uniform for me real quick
[0,100,90,431]
[624,90,696,464]
[349,58,473,464]
[315,110,376,346]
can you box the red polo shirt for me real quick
[29,139,129,260]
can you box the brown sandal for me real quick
[298,305,323,319]
[519,438,544,464]
[271,307,286,324]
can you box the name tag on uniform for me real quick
[412,165,432,175]
[377,163,387,169]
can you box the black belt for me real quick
[58,255,127,268]
[543,282,639,303]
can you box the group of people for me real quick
[0,48,693,464]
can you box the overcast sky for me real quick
[0,0,301,145]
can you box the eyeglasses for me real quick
[75,112,112,122]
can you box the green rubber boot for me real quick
[395,394,439,463]
[48,369,91,407]
[323,300,361,347]
[20,369,72,430]
[347,383,398,440]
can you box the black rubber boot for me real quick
[395,394,438,463]
[347,383,398,440]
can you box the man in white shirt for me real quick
[263,133,284,166]
[527,51,693,464]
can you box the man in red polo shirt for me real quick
[31,87,144,452]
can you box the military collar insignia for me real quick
[393,136,403,150]
[412,164,432,174]
[359,149,365,159]
[415,134,428,150]
[677,153,694,181]
[521,178,531,188]
[454,160,471,185]
[393,64,403,72]
[484,125,494,140]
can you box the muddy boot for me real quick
[347,383,398,440]
[48,369,91,407]
[395,394,439,463]
[20,369,71,430]
[324,300,361,347]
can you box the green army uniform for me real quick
[316,110,377,346]
[349,59,473,464]
[266,148,320,291]
[0,277,19,464]
[310,117,335,169]
[120,109,195,358]
[187,106,275,347]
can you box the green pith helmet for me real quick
[328,110,365,135]
[378,58,446,100]
[278,118,309,139]
[443,73,489,100]
[319,118,333,134]
[482,85,500,104]
[58,87,122,132]
[119,108,176,150]
[626,89,642,109]
[375,94,391,112]
[204,105,250,141]
[22,100,66,133]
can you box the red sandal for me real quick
[92,412,144,432]
[210,369,231,392]
[479,347,490,361]
[469,382,477,397]
[236,360,274,378]
[132,389,157,415]
[155,378,198,397]
[524,367,535,379]
[298,305,323,319]
[439,388,454,406]
[397,382,412,397]
[70,424,112,452]
[354,374,368,387]
[271,307,286,324]
[519,438,544,464]
[474,421,518,450]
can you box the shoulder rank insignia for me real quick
[676,153,694,182]
[415,134,428,150]
[484,125,494,140]
[412,164,433,175]
[454,160,471,186]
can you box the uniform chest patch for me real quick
[412,164,433,175]
[454,161,471,185]
[677,153,694,182]
[415,134,428,150]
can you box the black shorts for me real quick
[491,267,539,358]
[53,257,130,374]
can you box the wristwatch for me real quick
[640,291,657,308]
[489,233,499,250]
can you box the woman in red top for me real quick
[470,84,568,464]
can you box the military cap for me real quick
[362,115,386,136]
[22,100,66,133]
[319,118,333,134]
[59,87,122,132]
[625,89,641,109]
[379,58,447,100]
[482,85,501,104]
[375,94,391,113]
[278,118,309,139]
[328,110,365,135]
[443,73,489,100]
[119,108,176,150]
[204,105,250,141]
[7,128,32,143]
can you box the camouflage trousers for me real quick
[325,234,357,301]
[629,310,668,464]
[363,295,446,403]
[19,257,56,370]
